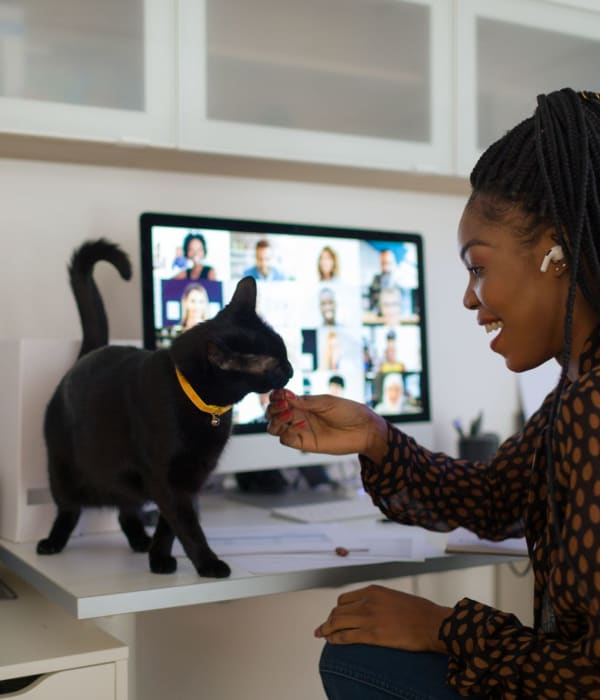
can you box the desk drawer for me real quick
[1,663,115,699]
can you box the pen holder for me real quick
[458,433,500,461]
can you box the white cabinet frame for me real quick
[0,0,177,146]
[179,0,453,173]
[455,0,600,176]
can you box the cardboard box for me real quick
[0,339,119,542]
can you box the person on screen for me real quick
[176,283,210,332]
[378,286,403,327]
[317,245,339,281]
[373,372,411,414]
[172,232,216,281]
[327,375,345,397]
[243,239,285,281]
[319,287,338,326]
[321,330,341,371]
[368,248,400,311]
[379,330,406,373]
[267,89,600,698]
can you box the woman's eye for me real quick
[468,266,483,278]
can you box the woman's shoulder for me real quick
[562,365,600,407]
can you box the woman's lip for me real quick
[489,327,504,353]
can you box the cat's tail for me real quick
[69,239,132,358]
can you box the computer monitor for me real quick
[139,212,432,474]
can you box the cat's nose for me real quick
[271,362,293,389]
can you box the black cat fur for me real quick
[37,239,293,578]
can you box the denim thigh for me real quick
[319,642,484,700]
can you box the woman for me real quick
[267,88,600,699]
[318,245,339,281]
[373,372,408,414]
[178,283,210,332]
[172,232,216,281]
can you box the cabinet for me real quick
[178,0,453,173]
[455,0,600,175]
[2,1,600,176]
[0,565,127,699]
[0,0,176,145]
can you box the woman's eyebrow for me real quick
[459,239,492,262]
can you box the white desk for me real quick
[0,494,523,700]
[0,564,128,699]
[0,493,518,619]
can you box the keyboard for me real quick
[271,497,379,523]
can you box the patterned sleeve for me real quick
[359,395,551,539]
[439,597,600,699]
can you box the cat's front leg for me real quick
[153,493,231,578]
[148,514,177,574]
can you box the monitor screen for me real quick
[140,212,430,438]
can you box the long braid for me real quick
[536,92,590,567]
[470,88,600,586]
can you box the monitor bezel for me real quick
[139,211,431,429]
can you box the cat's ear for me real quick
[228,276,257,311]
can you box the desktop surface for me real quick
[0,494,521,621]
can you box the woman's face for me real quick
[458,202,568,373]
[187,238,206,265]
[183,288,209,326]
[319,249,335,278]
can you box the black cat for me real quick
[37,239,293,578]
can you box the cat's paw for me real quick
[36,538,64,555]
[197,558,231,579]
[149,554,178,574]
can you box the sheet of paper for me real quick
[171,523,427,573]
[445,527,528,556]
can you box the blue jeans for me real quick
[319,643,487,699]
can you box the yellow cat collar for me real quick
[175,367,232,426]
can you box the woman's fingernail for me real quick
[293,419,307,429]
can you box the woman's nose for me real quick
[463,285,479,310]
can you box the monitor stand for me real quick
[224,464,351,510]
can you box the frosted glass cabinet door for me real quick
[0,0,176,145]
[455,0,600,176]
[179,0,452,173]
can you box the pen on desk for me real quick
[223,547,369,556]
[334,546,369,557]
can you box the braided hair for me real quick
[467,87,600,570]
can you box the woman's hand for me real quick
[266,390,388,461]
[315,584,452,653]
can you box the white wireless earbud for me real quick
[540,245,565,273]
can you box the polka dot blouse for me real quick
[359,328,600,699]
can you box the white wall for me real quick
[0,156,519,456]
